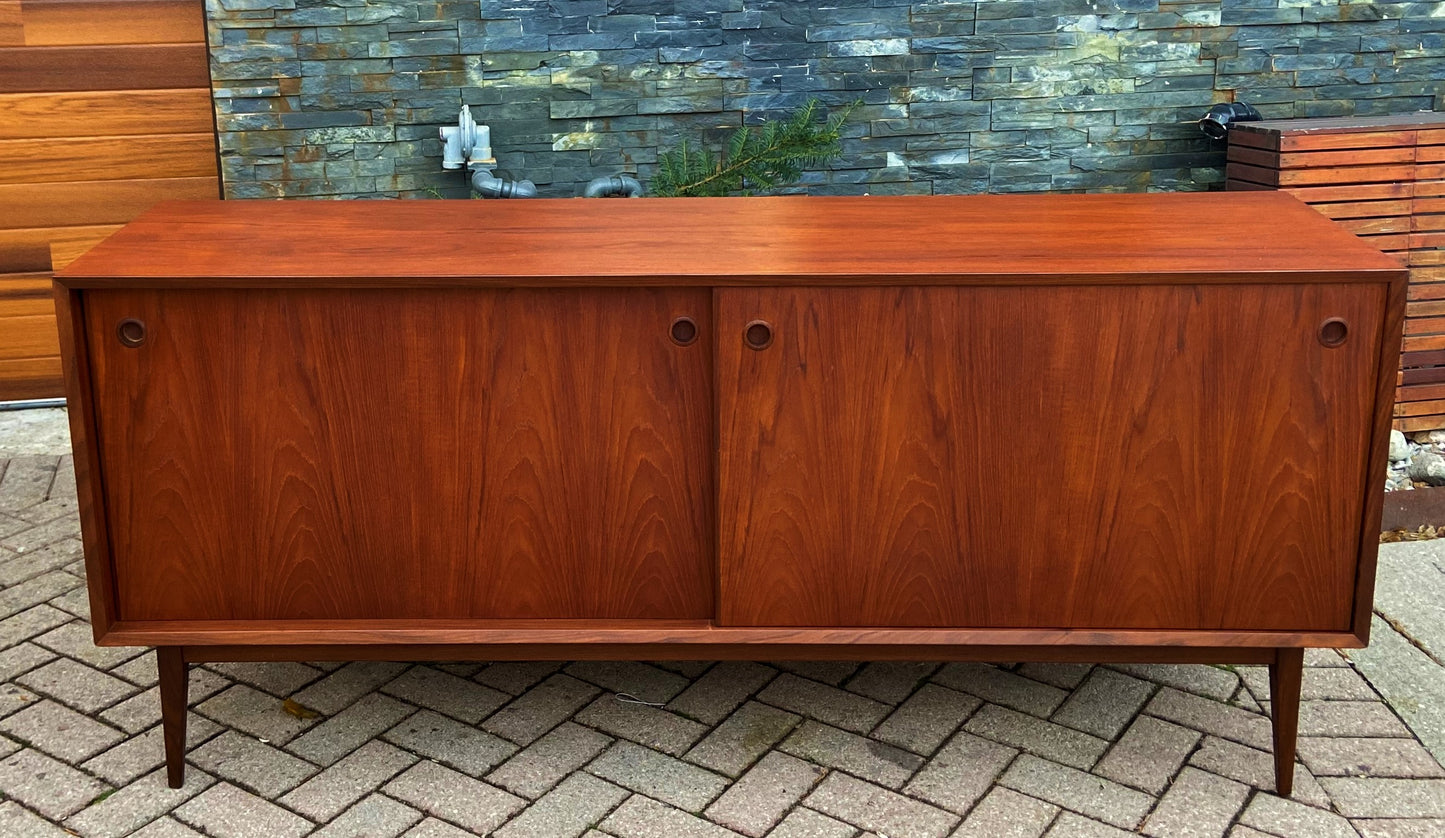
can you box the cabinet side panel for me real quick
[717,284,1383,630]
[85,287,713,621]
[54,286,118,638]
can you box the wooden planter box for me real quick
[1226,112,1445,432]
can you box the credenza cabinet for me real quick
[55,194,1405,794]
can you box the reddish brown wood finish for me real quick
[1352,273,1407,641]
[53,284,118,638]
[0,43,209,92]
[717,285,1384,629]
[174,643,1283,666]
[55,195,1405,796]
[83,288,714,622]
[56,193,1401,286]
[156,646,186,789]
[98,619,1360,650]
[1270,647,1305,797]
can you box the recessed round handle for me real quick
[116,318,147,348]
[1318,317,1349,348]
[744,320,773,351]
[670,316,698,346]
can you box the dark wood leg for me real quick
[157,646,189,789]
[1269,647,1304,797]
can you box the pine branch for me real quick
[650,99,862,197]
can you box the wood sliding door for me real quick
[85,287,715,621]
[716,284,1384,631]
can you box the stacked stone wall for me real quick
[207,1,1445,198]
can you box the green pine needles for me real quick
[649,99,862,197]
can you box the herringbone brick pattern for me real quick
[2,452,1444,837]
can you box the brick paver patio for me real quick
[1,417,1444,836]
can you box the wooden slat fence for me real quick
[0,0,219,400]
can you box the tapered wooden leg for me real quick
[157,647,189,789]
[1269,647,1304,797]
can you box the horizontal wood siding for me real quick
[1228,114,1445,432]
[0,0,218,400]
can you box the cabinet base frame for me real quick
[154,642,1308,795]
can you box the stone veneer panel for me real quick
[205,0,1445,199]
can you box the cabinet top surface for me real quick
[57,192,1403,286]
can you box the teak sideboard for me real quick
[54,193,1405,794]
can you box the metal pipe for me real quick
[584,175,643,198]
[0,398,66,411]
[471,168,537,199]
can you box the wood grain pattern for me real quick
[0,89,215,139]
[53,284,118,633]
[84,287,714,622]
[0,177,218,229]
[717,285,1384,631]
[1312,199,1414,220]
[94,619,1358,651]
[1395,385,1445,406]
[156,646,186,789]
[1229,162,1417,188]
[0,270,60,399]
[0,133,217,183]
[1338,216,1410,236]
[48,230,115,271]
[0,312,58,357]
[1281,131,1418,152]
[1271,647,1304,797]
[63,196,1395,796]
[1354,272,1407,637]
[1282,183,1415,203]
[1402,334,1445,353]
[1394,398,1445,418]
[1405,316,1445,336]
[0,44,208,92]
[0,225,122,272]
[55,194,1402,286]
[1228,145,1415,169]
[1360,232,1412,252]
[16,0,202,46]
[0,3,19,46]
[0,355,59,398]
[176,642,1290,664]
[0,1,218,402]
